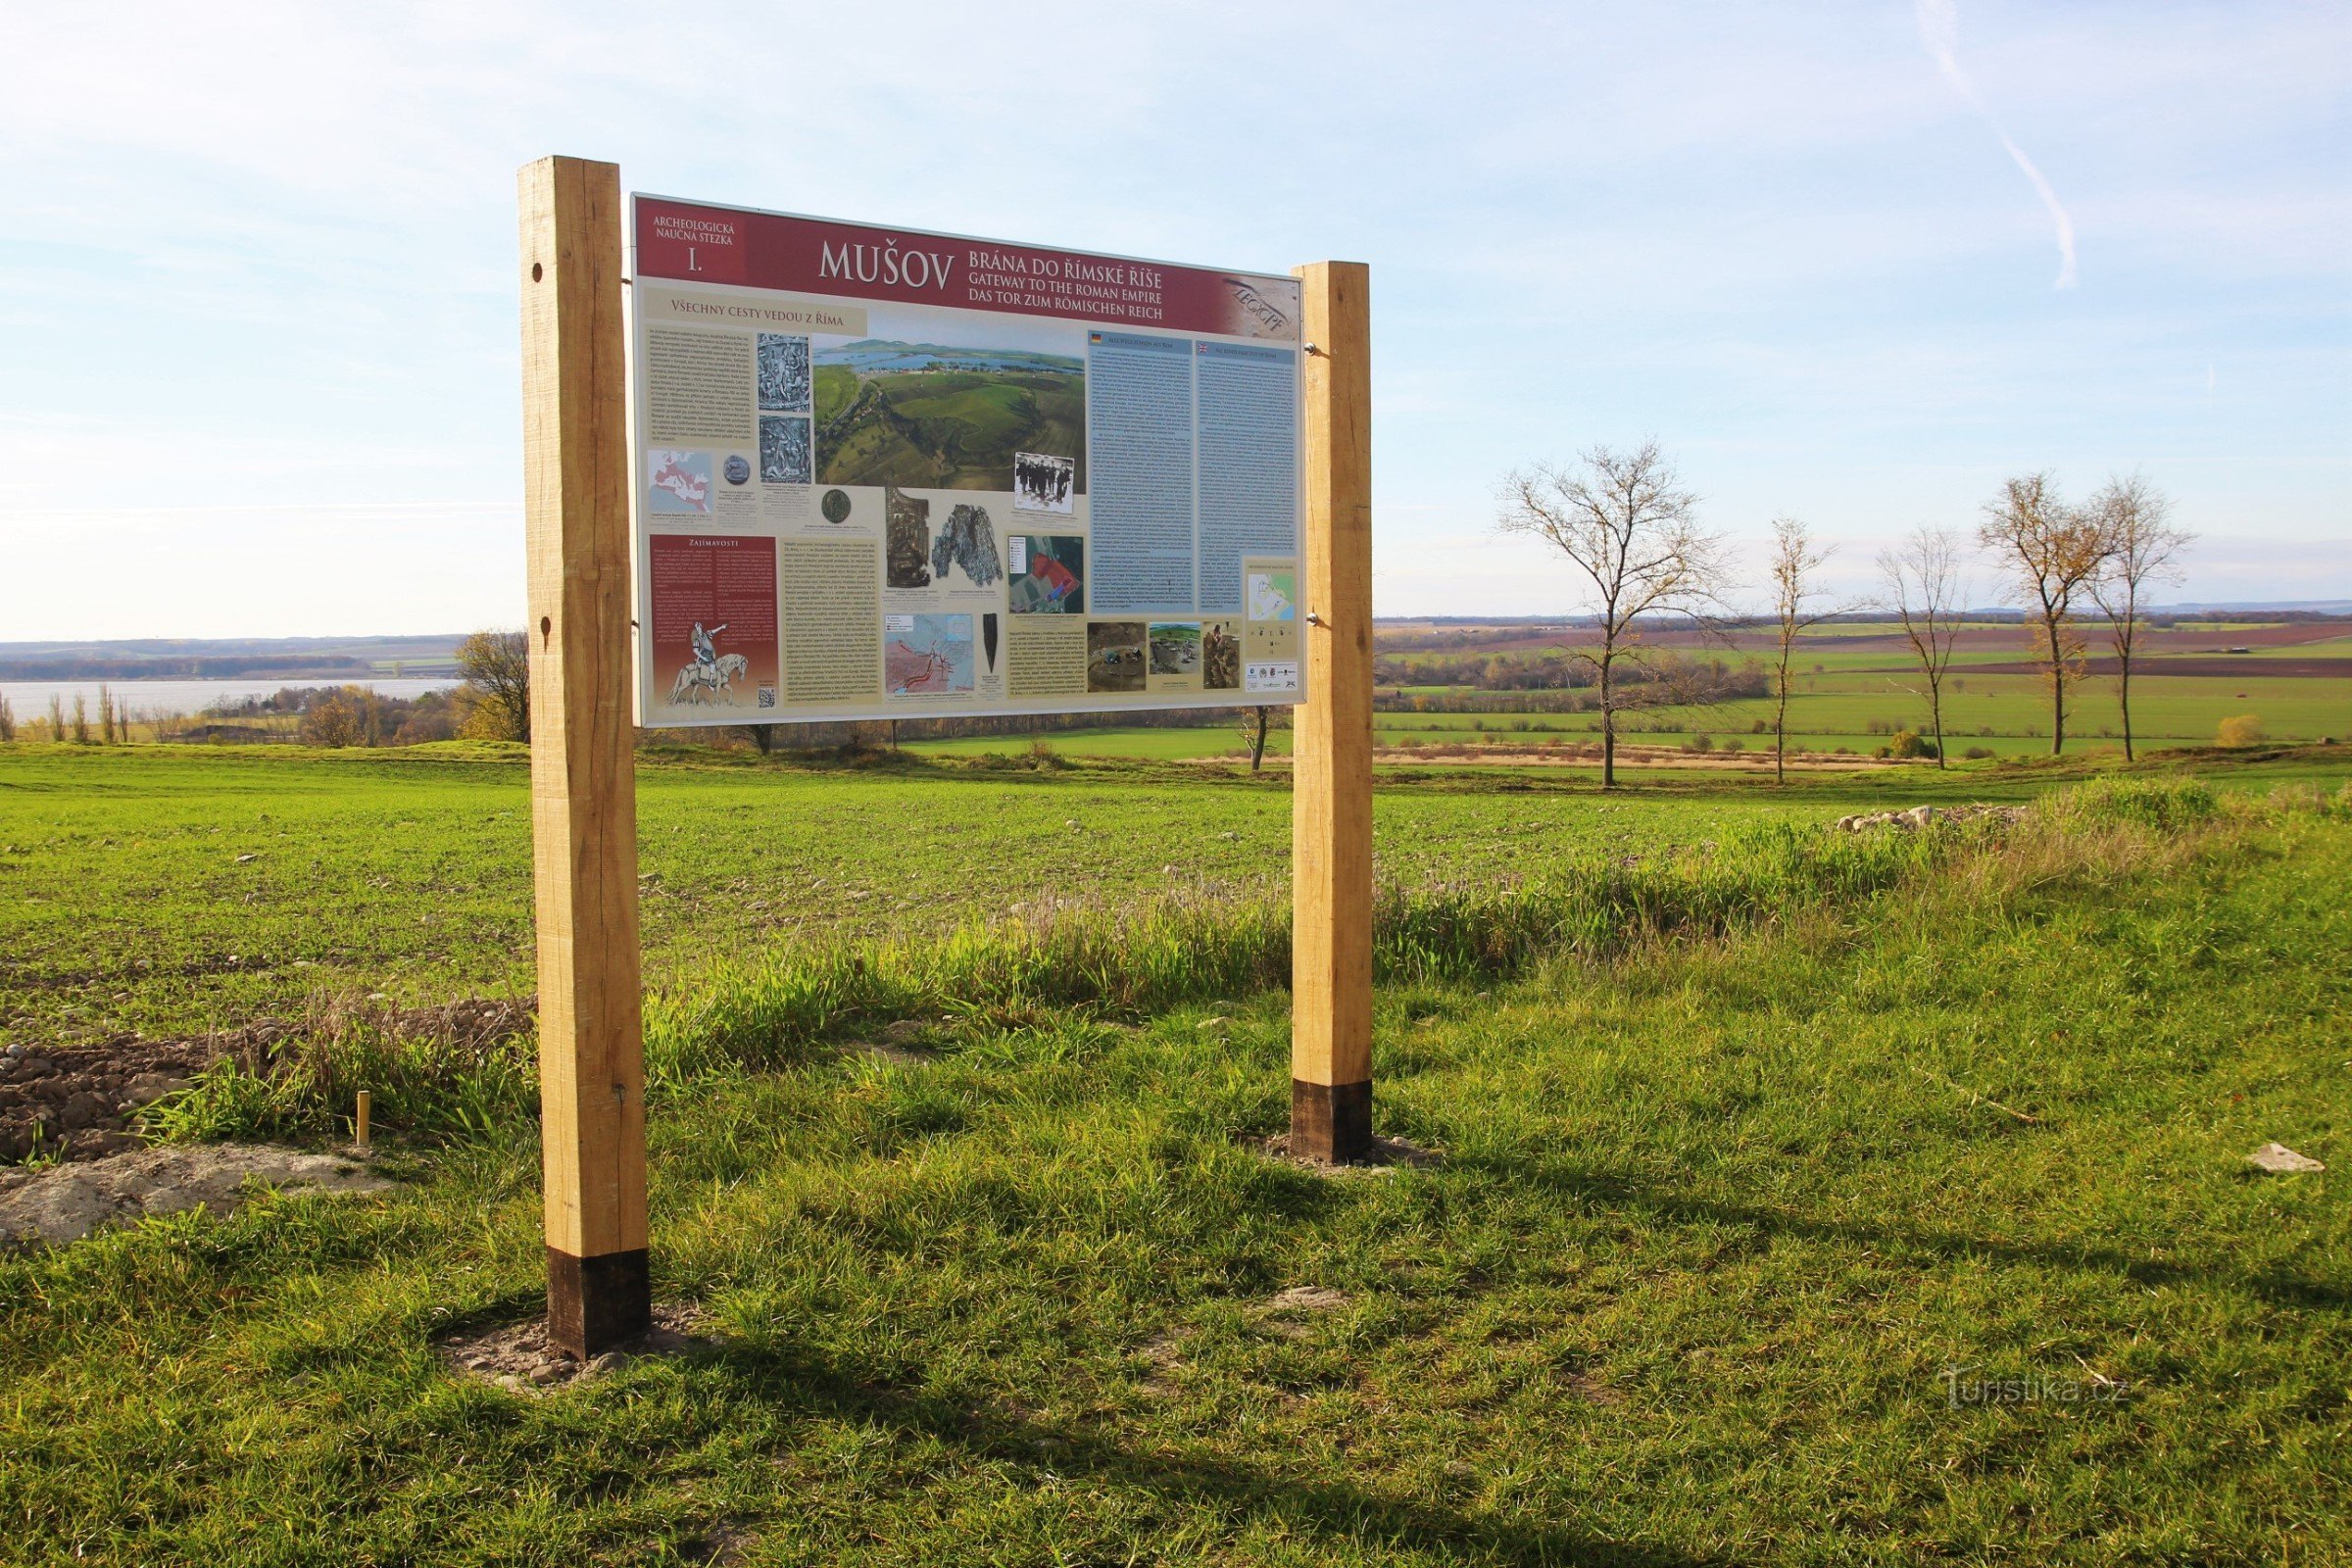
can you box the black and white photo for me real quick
[1012,450,1076,514]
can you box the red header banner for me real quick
[633,198,1300,343]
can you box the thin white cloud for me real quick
[1917,0,2078,288]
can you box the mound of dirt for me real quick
[0,997,533,1167]
[0,1040,210,1164]
[437,1302,715,1394]
[0,1143,392,1247]
[1246,1131,1443,1172]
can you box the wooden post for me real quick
[518,155,651,1356]
[1289,261,1374,1164]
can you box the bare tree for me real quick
[1232,705,1289,770]
[456,629,531,743]
[2083,474,2190,762]
[1497,442,1728,789]
[1764,516,1838,784]
[1876,526,1971,769]
[1976,473,2112,756]
[1235,705,1276,772]
[733,723,782,756]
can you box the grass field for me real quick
[1,751,2347,1563]
[8,742,2344,1052]
[898,661,2346,765]
[1362,618,2352,760]
[0,742,2007,1046]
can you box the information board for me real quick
[625,195,1306,726]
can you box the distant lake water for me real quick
[1,677,459,719]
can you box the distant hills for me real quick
[2147,600,2352,613]
[0,635,466,681]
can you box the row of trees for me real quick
[0,687,138,745]
[1371,646,1770,698]
[303,629,531,747]
[1498,444,2192,787]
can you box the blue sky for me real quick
[1,0,2344,638]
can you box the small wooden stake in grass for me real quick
[355,1090,371,1152]
[1288,260,1374,1164]
[519,155,651,1357]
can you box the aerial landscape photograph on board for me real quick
[2,3,2348,1565]
[813,327,1086,493]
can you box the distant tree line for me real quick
[1494,442,2197,786]
[176,684,472,747]
[158,632,533,748]
[1374,648,1765,699]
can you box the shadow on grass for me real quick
[703,1336,1731,1568]
[1485,1157,2349,1315]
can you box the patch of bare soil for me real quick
[1564,1368,1628,1406]
[1966,655,2352,679]
[850,1017,937,1064]
[1258,1284,1352,1343]
[436,1302,716,1395]
[1194,743,1896,772]
[0,997,533,1166]
[1834,804,2026,833]
[1135,1327,1195,1396]
[677,1522,757,1565]
[1264,1284,1350,1313]
[1371,742,1892,771]
[0,1142,392,1247]
[1246,1131,1444,1174]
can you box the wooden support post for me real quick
[1289,261,1374,1164]
[518,155,650,1357]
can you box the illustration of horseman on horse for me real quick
[668,619,749,705]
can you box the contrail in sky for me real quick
[1916,0,2078,289]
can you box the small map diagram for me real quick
[1008,534,1084,613]
[885,613,974,697]
[647,449,712,514]
[1247,568,1297,622]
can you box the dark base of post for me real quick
[546,1247,651,1358]
[1291,1079,1373,1164]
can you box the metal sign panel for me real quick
[627,195,1305,726]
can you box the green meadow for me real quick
[1367,664,2345,755]
[2,744,2348,1564]
[897,622,2349,763]
[1355,619,2351,760]
[0,742,2026,1045]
